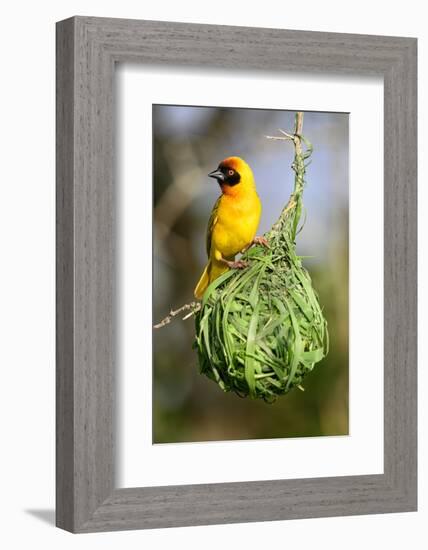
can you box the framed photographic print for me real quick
[56,16,417,532]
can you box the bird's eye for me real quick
[228,169,234,176]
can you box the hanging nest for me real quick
[194,113,329,402]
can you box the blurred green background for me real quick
[153,105,349,443]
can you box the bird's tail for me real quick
[194,260,230,300]
[194,262,211,300]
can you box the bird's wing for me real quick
[206,196,221,257]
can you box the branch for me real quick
[295,111,304,136]
[294,112,304,157]
[265,113,304,153]
[264,112,307,240]
[265,128,294,141]
[153,301,201,329]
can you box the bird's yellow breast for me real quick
[211,191,261,260]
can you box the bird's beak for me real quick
[208,169,225,182]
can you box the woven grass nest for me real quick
[194,114,329,402]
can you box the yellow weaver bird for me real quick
[194,156,268,299]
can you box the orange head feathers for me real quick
[208,156,256,196]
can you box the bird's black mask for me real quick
[208,165,241,186]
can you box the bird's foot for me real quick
[252,236,270,248]
[225,259,248,270]
[240,236,270,255]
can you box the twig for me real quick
[278,129,295,139]
[294,112,303,157]
[265,114,304,151]
[265,135,292,141]
[295,112,304,136]
[153,301,201,329]
[264,112,307,241]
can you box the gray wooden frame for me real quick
[56,16,417,533]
